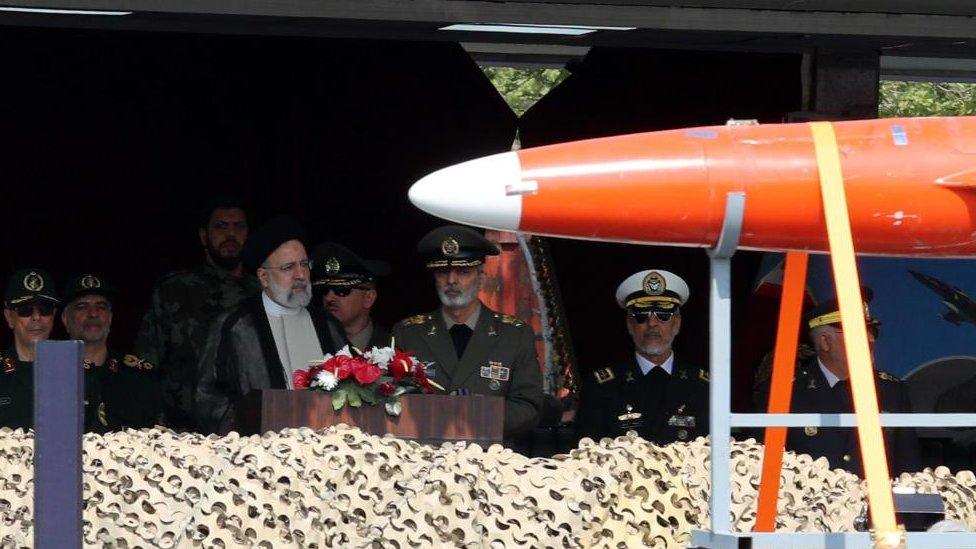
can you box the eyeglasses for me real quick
[325,285,368,297]
[629,310,677,323]
[14,302,56,318]
[264,259,312,273]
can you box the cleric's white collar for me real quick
[262,291,302,317]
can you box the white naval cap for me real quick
[615,269,690,310]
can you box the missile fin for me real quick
[936,168,976,189]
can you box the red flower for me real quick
[325,355,355,380]
[412,366,434,393]
[377,382,395,397]
[293,369,310,389]
[388,352,415,381]
[354,362,382,385]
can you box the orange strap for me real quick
[754,251,808,531]
[809,122,899,543]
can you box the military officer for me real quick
[575,269,709,445]
[134,196,261,430]
[0,268,59,429]
[754,294,921,476]
[311,242,392,350]
[391,225,543,438]
[61,274,159,432]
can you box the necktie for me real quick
[449,324,473,358]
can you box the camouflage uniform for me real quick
[134,263,260,429]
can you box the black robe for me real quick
[195,294,346,434]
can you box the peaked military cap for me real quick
[615,269,689,311]
[4,268,59,306]
[62,273,116,305]
[806,287,879,330]
[311,242,391,287]
[241,215,307,273]
[418,225,499,269]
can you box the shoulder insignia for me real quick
[1,355,14,374]
[594,367,615,384]
[123,354,155,371]
[494,314,525,327]
[400,314,431,327]
[698,369,710,382]
[877,371,899,382]
[83,360,93,370]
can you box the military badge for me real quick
[668,415,696,428]
[426,324,437,336]
[23,271,43,292]
[678,369,688,380]
[804,426,818,436]
[617,404,643,430]
[807,377,819,390]
[488,380,501,391]
[677,429,689,440]
[441,237,460,257]
[594,368,615,384]
[80,274,101,289]
[625,371,635,382]
[98,402,108,426]
[481,362,510,384]
[324,257,341,276]
[643,271,666,295]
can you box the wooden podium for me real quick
[237,390,504,445]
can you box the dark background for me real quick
[0,29,802,409]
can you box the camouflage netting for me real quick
[0,426,974,547]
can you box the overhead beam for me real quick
[4,0,976,40]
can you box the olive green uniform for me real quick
[392,306,543,437]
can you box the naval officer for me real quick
[391,225,543,438]
[575,269,710,444]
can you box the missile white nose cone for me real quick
[409,151,524,231]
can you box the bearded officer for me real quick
[575,269,709,444]
[0,268,59,429]
[391,225,543,438]
[754,294,921,476]
[61,273,159,432]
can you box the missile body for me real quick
[409,117,976,257]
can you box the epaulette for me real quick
[593,367,615,384]
[494,313,525,327]
[400,314,432,327]
[876,371,900,383]
[123,354,156,371]
[698,369,710,382]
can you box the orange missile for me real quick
[409,116,976,257]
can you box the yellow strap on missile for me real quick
[754,251,808,532]
[809,122,899,544]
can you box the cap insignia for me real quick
[324,257,341,276]
[441,237,460,257]
[80,274,101,289]
[23,272,43,292]
[643,271,665,296]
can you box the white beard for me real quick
[437,285,479,308]
[270,279,312,309]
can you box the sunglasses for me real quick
[629,310,677,323]
[324,286,368,297]
[14,302,56,318]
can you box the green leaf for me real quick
[385,400,402,416]
[331,388,347,410]
[360,388,379,405]
[347,387,362,407]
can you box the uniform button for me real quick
[843,454,851,462]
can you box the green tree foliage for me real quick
[879,81,976,117]
[481,66,570,116]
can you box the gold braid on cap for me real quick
[426,259,484,269]
[625,295,681,309]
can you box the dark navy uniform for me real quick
[0,351,34,430]
[576,357,710,444]
[755,358,921,476]
[83,352,159,433]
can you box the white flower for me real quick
[368,346,395,369]
[312,369,339,391]
[334,345,353,358]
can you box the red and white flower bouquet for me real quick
[292,344,442,416]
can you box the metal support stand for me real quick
[704,192,745,545]
[34,340,83,549]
